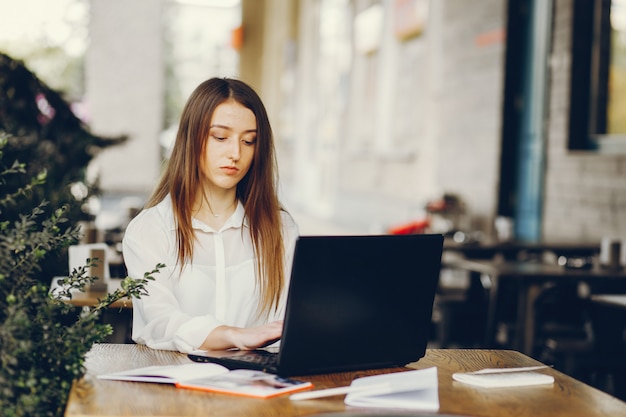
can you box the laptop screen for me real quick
[276,234,444,375]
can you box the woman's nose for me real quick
[229,140,241,161]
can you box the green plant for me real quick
[0,136,163,416]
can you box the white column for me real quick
[85,0,164,194]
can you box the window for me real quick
[570,0,626,152]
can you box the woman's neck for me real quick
[192,190,238,228]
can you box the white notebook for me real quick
[344,367,439,411]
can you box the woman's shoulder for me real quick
[126,197,175,234]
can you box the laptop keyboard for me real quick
[234,351,279,367]
[188,348,280,372]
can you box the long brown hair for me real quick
[146,78,285,317]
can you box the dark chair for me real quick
[431,267,488,348]
[540,293,626,401]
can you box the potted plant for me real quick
[0,135,162,416]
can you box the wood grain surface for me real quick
[64,344,626,417]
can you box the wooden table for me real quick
[442,258,626,355]
[64,344,626,416]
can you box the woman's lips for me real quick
[221,166,239,175]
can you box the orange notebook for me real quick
[98,363,312,399]
[175,369,312,399]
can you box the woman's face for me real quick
[201,99,257,192]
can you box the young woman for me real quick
[122,78,299,353]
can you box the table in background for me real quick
[65,344,626,417]
[443,258,626,355]
[50,277,133,343]
[50,277,131,309]
[443,239,600,260]
[591,294,626,311]
[435,239,600,348]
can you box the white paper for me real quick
[344,367,439,411]
[452,368,554,388]
[97,363,229,384]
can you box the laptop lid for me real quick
[275,233,443,376]
[189,233,443,376]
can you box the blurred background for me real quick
[2,0,626,399]
[2,0,625,242]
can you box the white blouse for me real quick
[122,196,299,353]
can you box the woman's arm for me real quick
[199,320,283,351]
[123,207,223,352]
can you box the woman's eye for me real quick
[242,135,257,146]
[212,135,227,141]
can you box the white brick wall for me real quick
[544,0,626,240]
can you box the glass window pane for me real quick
[608,0,626,134]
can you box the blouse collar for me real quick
[158,196,248,232]
[190,200,247,233]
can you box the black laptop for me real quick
[188,233,443,377]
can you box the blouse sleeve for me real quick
[122,208,223,352]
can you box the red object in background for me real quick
[388,219,429,235]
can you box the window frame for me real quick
[569,0,626,153]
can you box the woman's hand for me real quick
[199,320,283,351]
